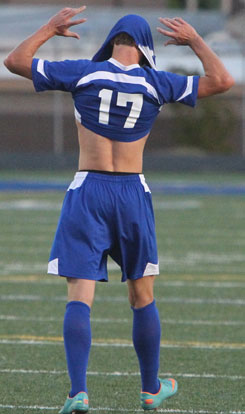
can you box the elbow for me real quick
[4,53,32,80]
[222,74,235,91]
[4,54,17,73]
[198,73,235,98]
[217,74,235,93]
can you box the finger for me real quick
[66,5,86,17]
[157,27,176,38]
[174,17,186,24]
[164,39,178,46]
[164,19,179,30]
[62,7,73,16]
[172,17,183,26]
[158,18,178,31]
[74,5,87,15]
[68,18,87,27]
[66,30,80,39]
[165,17,180,26]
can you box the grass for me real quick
[0,171,245,413]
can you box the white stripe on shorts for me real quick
[139,174,151,193]
[67,172,88,191]
[47,258,59,275]
[143,262,160,276]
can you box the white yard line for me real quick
[1,294,245,305]
[0,314,244,326]
[0,404,59,411]
[153,200,202,210]
[92,341,245,350]
[1,277,245,288]
[0,199,202,212]
[0,369,244,381]
[0,404,244,413]
[156,281,245,288]
[0,339,244,350]
[95,296,245,305]
[0,200,61,210]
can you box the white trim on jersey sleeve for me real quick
[37,59,49,80]
[176,76,194,102]
[76,71,160,103]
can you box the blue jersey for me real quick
[32,57,199,142]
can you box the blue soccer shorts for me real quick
[47,171,159,282]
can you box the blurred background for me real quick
[0,0,245,172]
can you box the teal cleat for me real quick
[59,391,89,414]
[141,378,178,410]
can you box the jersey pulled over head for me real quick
[31,13,199,142]
[92,14,157,70]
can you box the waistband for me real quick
[76,171,143,182]
[68,171,151,192]
[79,169,139,176]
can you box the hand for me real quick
[157,17,199,46]
[47,6,87,39]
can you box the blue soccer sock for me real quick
[132,300,161,394]
[63,301,91,397]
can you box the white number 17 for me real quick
[98,89,143,128]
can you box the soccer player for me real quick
[4,6,234,413]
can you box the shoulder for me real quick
[56,58,92,73]
[141,66,171,88]
[32,57,92,76]
[143,66,179,83]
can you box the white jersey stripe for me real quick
[177,76,193,102]
[76,71,160,103]
[37,59,49,80]
[108,58,140,71]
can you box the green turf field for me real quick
[0,171,244,413]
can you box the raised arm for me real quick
[157,17,235,98]
[4,6,87,80]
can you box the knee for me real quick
[67,278,95,308]
[128,291,154,309]
[128,276,155,309]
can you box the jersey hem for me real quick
[80,119,150,142]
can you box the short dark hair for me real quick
[111,32,148,67]
[112,32,136,47]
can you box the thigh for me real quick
[67,278,96,308]
[127,275,155,309]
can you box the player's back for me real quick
[74,58,156,172]
[76,121,149,173]
[72,57,162,143]
[32,52,199,172]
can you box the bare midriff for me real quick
[77,121,149,173]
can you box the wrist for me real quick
[39,23,56,39]
[189,33,203,50]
